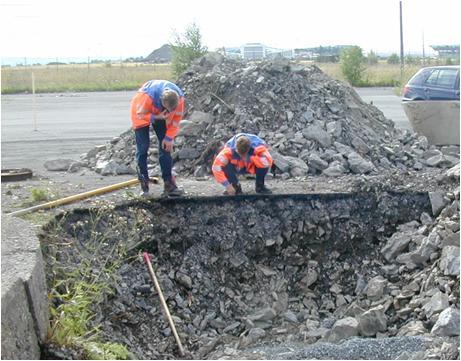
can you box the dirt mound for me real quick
[145,44,172,63]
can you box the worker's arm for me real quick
[165,97,185,141]
[212,149,235,194]
[159,97,184,152]
[252,146,273,169]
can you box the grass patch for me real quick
[48,278,130,360]
[18,187,58,208]
[315,61,421,87]
[1,63,173,94]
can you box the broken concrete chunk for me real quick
[327,317,359,343]
[439,246,460,276]
[347,152,375,174]
[248,307,277,322]
[422,291,449,318]
[428,191,449,217]
[431,307,460,336]
[365,276,388,301]
[381,232,412,262]
[44,159,74,171]
[358,305,388,336]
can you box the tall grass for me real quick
[1,60,434,94]
[315,61,421,87]
[1,63,173,94]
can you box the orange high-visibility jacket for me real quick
[130,80,185,141]
[212,133,273,186]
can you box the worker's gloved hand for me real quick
[162,138,173,152]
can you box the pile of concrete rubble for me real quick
[75,54,459,178]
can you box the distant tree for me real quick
[405,55,420,65]
[170,22,208,77]
[366,50,379,65]
[387,53,400,64]
[445,57,454,65]
[340,46,365,86]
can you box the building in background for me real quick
[266,47,295,59]
[241,43,266,60]
[430,45,460,61]
[294,45,353,62]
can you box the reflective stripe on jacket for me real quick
[130,80,185,140]
[212,134,273,186]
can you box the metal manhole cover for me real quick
[1,168,33,182]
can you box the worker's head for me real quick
[161,90,179,112]
[236,136,251,157]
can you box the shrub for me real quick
[170,22,208,77]
[340,46,365,86]
[387,53,400,64]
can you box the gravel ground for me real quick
[240,336,430,360]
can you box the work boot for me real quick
[234,183,243,195]
[222,182,243,195]
[255,183,272,194]
[162,179,183,197]
[139,178,149,197]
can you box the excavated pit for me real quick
[41,190,433,359]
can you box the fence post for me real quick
[32,72,37,131]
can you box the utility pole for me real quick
[399,0,405,82]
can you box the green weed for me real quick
[31,188,49,202]
[43,208,132,359]
[84,342,131,360]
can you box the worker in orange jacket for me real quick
[212,133,273,195]
[130,80,185,196]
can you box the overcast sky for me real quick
[1,0,459,59]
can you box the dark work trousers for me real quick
[223,163,268,186]
[134,119,172,182]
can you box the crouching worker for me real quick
[212,133,273,195]
[130,80,185,197]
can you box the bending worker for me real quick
[212,133,273,195]
[130,80,185,196]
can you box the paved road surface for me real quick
[1,88,410,172]
[355,87,411,131]
[1,91,135,172]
